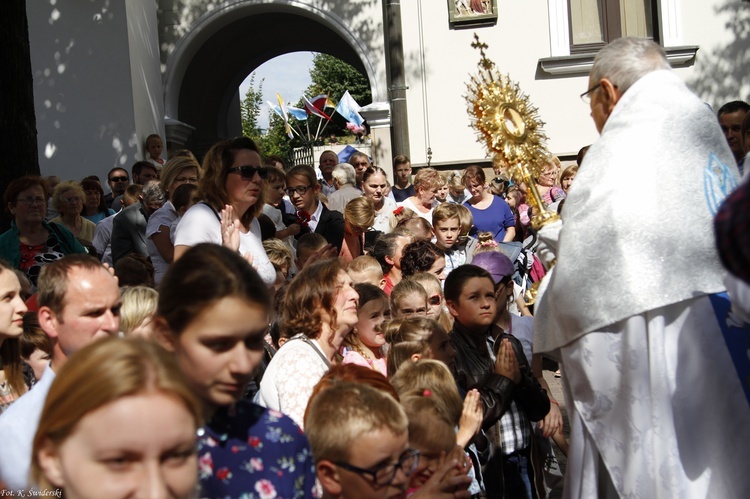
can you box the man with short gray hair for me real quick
[327,163,362,214]
[318,150,338,197]
[535,37,748,498]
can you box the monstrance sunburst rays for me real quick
[465,34,558,231]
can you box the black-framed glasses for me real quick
[580,83,601,104]
[285,185,312,197]
[109,176,129,183]
[227,166,268,180]
[335,448,419,487]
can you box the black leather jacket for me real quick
[450,322,550,430]
[450,322,551,498]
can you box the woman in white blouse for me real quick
[361,166,397,234]
[173,137,276,287]
[257,258,359,429]
[397,167,442,223]
[146,156,200,285]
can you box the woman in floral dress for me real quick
[156,243,317,498]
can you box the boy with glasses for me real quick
[305,381,472,499]
[285,165,345,253]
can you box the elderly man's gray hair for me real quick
[142,179,166,205]
[590,37,670,94]
[332,163,357,186]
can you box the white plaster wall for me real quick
[126,0,167,161]
[27,1,139,182]
[401,0,594,165]
[678,0,750,109]
[401,0,744,165]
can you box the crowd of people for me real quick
[0,37,748,498]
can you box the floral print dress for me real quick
[197,399,318,499]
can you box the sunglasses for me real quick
[228,166,268,180]
[109,176,129,182]
[428,295,442,306]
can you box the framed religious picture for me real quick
[448,0,498,26]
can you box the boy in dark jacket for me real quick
[445,264,550,499]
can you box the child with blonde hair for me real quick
[305,381,473,498]
[390,205,417,231]
[263,238,293,280]
[410,272,453,331]
[391,360,482,450]
[384,317,455,377]
[392,360,487,497]
[347,255,385,288]
[390,279,429,319]
[341,283,390,376]
[397,217,433,241]
[400,390,460,494]
[432,203,477,277]
[144,133,165,168]
[446,171,470,205]
[119,286,159,337]
[473,231,500,255]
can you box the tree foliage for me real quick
[261,114,293,160]
[240,73,264,144]
[260,53,373,164]
[306,53,372,107]
[302,54,372,141]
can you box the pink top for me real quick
[341,349,387,377]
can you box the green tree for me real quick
[240,73,264,143]
[261,113,293,159]
[305,54,372,141]
[306,54,371,106]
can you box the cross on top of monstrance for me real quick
[465,34,560,230]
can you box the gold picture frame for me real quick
[448,0,498,26]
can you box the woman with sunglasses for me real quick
[173,137,276,287]
[0,177,86,292]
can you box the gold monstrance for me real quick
[465,35,559,230]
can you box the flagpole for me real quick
[293,121,306,139]
[314,116,324,142]
[318,118,332,141]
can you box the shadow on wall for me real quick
[160,0,382,71]
[33,0,141,178]
[161,0,385,157]
[687,1,750,109]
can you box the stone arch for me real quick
[163,1,384,153]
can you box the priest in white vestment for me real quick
[534,38,750,498]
